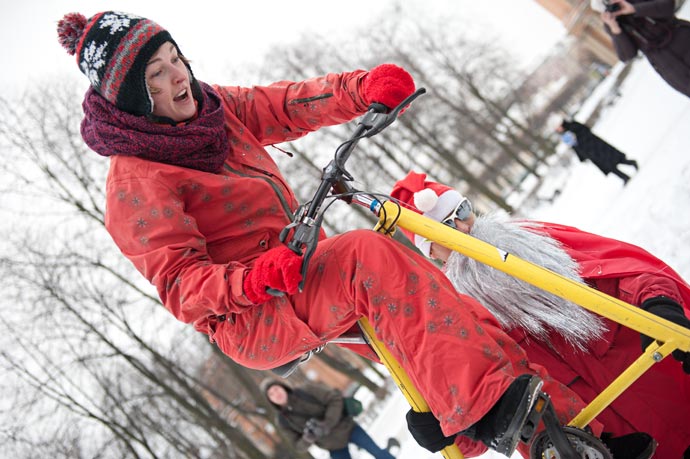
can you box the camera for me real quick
[605,1,622,12]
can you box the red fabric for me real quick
[242,246,303,304]
[362,63,415,109]
[104,70,369,332]
[101,69,594,457]
[269,229,597,457]
[540,222,690,306]
[512,222,690,458]
[390,171,454,209]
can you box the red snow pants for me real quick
[214,230,600,456]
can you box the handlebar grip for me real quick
[366,102,390,113]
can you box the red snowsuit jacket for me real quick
[104,71,369,366]
[514,222,690,458]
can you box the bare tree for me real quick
[0,83,300,459]
[0,70,390,458]
[253,6,566,221]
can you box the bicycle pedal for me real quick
[519,392,549,444]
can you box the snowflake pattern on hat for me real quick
[80,41,108,86]
[98,11,138,34]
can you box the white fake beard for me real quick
[444,212,607,351]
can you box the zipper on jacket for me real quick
[289,93,333,105]
[223,163,295,220]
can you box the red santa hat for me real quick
[389,171,466,257]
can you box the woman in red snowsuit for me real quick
[57,11,620,457]
[391,171,690,458]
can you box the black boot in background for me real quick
[601,432,656,459]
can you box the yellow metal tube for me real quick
[569,341,676,428]
[379,201,690,352]
[358,318,464,459]
[373,200,690,430]
[364,200,690,454]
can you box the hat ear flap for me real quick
[414,188,439,213]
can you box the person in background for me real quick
[262,379,395,459]
[390,171,690,459]
[557,118,638,185]
[57,10,610,458]
[591,0,690,98]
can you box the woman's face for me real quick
[145,42,197,122]
[266,384,288,406]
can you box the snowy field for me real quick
[323,16,690,459]
[529,59,690,284]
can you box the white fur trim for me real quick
[424,190,464,222]
[413,188,438,212]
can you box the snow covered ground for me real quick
[528,62,690,284]
[324,15,690,459]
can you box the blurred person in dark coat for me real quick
[261,379,396,459]
[557,119,638,185]
[591,0,690,98]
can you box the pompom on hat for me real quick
[390,171,467,257]
[57,11,196,116]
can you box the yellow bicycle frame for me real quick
[356,199,690,459]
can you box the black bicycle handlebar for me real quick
[274,88,427,293]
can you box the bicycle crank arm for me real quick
[529,393,612,458]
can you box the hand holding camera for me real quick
[302,418,330,443]
[604,0,622,13]
[599,0,631,34]
[603,0,636,15]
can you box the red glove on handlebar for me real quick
[243,246,303,304]
[362,64,415,110]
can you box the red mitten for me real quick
[362,63,416,110]
[243,246,303,304]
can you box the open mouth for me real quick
[173,88,189,102]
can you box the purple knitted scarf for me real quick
[81,81,229,173]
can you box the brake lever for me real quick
[279,204,308,247]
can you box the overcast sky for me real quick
[1,0,565,95]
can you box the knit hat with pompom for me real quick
[57,11,192,116]
[390,171,466,257]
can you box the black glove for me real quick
[301,428,317,444]
[600,432,657,459]
[640,296,690,374]
[303,418,330,443]
[405,409,457,452]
